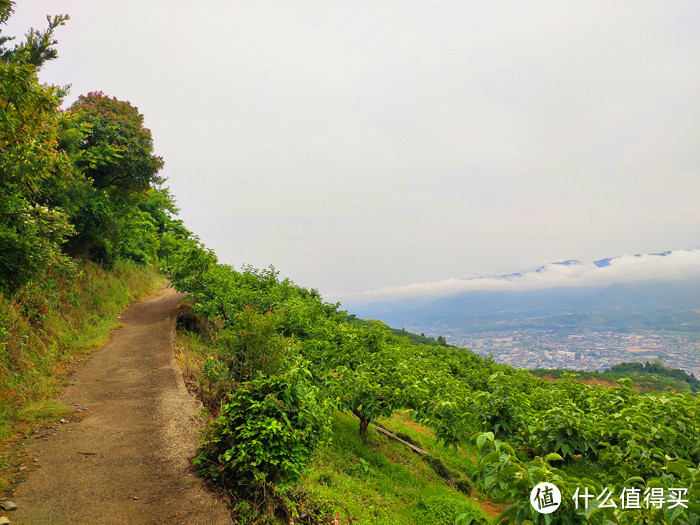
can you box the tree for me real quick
[67,92,163,192]
[60,93,168,264]
[0,2,74,294]
[317,322,410,437]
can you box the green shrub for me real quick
[216,308,293,384]
[198,356,235,408]
[191,308,296,408]
[194,362,332,493]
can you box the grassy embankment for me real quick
[0,261,164,488]
[175,329,496,525]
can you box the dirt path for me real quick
[7,287,231,524]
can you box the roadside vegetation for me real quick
[1,2,698,524]
[168,245,699,524]
[0,262,162,439]
[0,0,181,488]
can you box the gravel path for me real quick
[9,287,231,524]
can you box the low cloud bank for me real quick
[341,249,700,303]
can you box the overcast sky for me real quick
[5,1,700,302]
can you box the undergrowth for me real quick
[176,315,494,524]
[301,411,489,524]
[0,260,163,443]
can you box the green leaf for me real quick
[544,452,564,463]
[623,476,645,486]
[666,460,690,479]
[455,513,473,525]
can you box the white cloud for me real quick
[338,249,700,302]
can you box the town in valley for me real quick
[414,327,700,378]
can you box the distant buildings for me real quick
[412,327,699,377]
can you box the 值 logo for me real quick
[530,482,561,514]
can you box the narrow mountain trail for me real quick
[8,287,231,524]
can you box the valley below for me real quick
[408,326,700,377]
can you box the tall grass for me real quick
[0,260,164,441]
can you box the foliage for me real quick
[608,360,700,393]
[469,431,700,524]
[61,93,173,265]
[1,4,178,292]
[3,3,695,522]
[192,308,297,409]
[66,91,163,191]
[167,232,699,523]
[331,348,407,436]
[532,360,700,394]
[215,308,293,383]
[194,363,332,494]
[412,496,485,525]
[0,6,74,293]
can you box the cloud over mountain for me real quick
[340,249,700,302]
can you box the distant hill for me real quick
[347,280,700,335]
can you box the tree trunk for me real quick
[359,418,370,436]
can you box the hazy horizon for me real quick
[335,248,700,303]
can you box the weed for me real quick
[0,261,163,440]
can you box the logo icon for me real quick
[531,482,561,514]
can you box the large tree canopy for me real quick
[61,93,169,264]
[67,92,164,192]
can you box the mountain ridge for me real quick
[345,250,700,335]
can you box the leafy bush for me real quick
[215,308,293,384]
[186,307,297,409]
[194,362,332,493]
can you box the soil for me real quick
[5,287,231,524]
[476,497,510,519]
[538,374,636,390]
